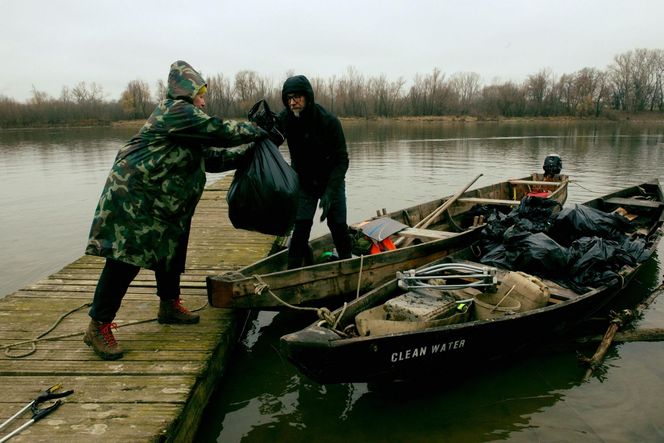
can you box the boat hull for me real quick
[208,174,569,309]
[281,179,664,384]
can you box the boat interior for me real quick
[347,188,662,338]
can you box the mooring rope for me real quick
[569,181,603,194]
[1,300,209,359]
[252,274,337,324]
[252,273,352,336]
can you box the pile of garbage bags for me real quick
[472,197,649,290]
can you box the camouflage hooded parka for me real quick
[86,60,262,271]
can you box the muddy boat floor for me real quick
[0,177,276,442]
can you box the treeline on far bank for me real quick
[1,48,663,129]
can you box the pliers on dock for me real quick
[0,384,73,442]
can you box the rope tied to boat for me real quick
[251,274,350,336]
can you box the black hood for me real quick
[281,75,315,108]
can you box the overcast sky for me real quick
[2,0,663,102]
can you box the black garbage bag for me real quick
[478,209,511,240]
[503,219,540,242]
[619,235,649,263]
[548,204,632,246]
[480,244,513,269]
[227,138,299,236]
[567,237,634,287]
[248,99,285,145]
[504,232,571,277]
[513,195,561,231]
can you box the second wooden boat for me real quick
[280,179,664,384]
[207,171,569,309]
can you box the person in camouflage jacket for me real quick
[83,60,266,360]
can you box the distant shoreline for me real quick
[106,113,664,128]
[1,113,663,131]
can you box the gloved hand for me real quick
[319,191,332,222]
[268,126,285,146]
[254,125,269,140]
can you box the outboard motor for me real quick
[543,154,562,177]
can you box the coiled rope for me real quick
[251,254,366,337]
[1,300,208,359]
[252,274,338,326]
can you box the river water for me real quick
[1,120,663,442]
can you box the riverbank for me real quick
[2,112,663,132]
[112,112,664,127]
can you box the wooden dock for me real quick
[0,176,276,442]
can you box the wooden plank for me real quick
[508,179,563,186]
[398,228,459,239]
[456,197,521,206]
[603,197,664,208]
[0,175,275,442]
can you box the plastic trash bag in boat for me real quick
[568,237,633,287]
[548,204,632,246]
[480,232,570,277]
[505,232,571,277]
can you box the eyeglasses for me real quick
[287,94,304,103]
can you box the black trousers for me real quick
[287,185,352,269]
[88,258,182,322]
[89,224,192,322]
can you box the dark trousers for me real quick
[89,225,192,322]
[287,185,352,269]
[88,258,182,322]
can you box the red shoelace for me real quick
[174,298,191,314]
[99,322,119,347]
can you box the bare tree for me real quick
[653,49,664,111]
[337,66,368,117]
[368,74,405,117]
[609,51,632,111]
[120,80,152,119]
[154,79,167,101]
[481,81,527,117]
[206,73,234,117]
[525,69,556,115]
[450,72,481,115]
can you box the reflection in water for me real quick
[1,122,663,442]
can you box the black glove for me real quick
[319,192,332,222]
[248,99,284,145]
[255,126,269,140]
[248,99,276,131]
[267,126,285,145]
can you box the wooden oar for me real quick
[577,327,664,344]
[580,282,664,380]
[397,173,483,248]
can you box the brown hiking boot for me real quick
[158,298,200,324]
[84,319,123,360]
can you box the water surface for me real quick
[1,120,663,442]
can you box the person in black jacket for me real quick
[276,75,352,269]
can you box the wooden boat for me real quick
[207,172,569,309]
[280,179,664,384]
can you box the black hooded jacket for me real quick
[276,75,349,196]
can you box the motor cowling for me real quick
[543,154,562,177]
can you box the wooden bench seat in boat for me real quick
[456,197,521,206]
[508,179,564,186]
[603,197,664,209]
[546,286,578,303]
[397,228,460,240]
